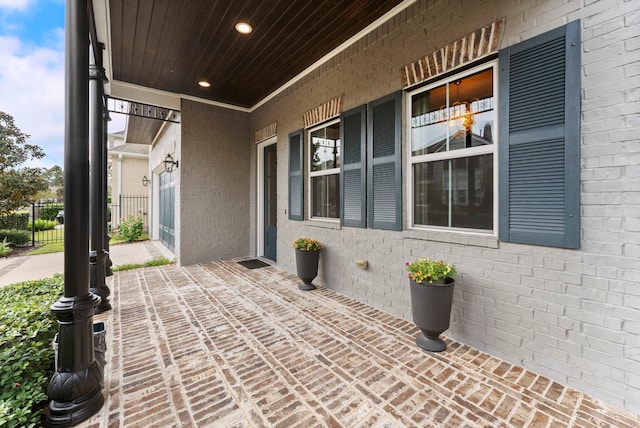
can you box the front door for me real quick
[264,144,277,260]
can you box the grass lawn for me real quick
[112,257,173,272]
[27,233,150,255]
[28,241,64,255]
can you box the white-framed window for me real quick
[308,119,341,220]
[408,61,498,233]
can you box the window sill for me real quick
[306,219,342,230]
[403,228,498,248]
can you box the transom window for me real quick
[308,119,341,220]
[409,62,497,232]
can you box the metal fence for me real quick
[26,197,148,247]
[110,195,149,233]
[30,202,65,246]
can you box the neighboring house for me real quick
[107,130,150,232]
[94,1,640,414]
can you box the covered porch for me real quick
[82,262,639,427]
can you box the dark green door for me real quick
[159,171,175,252]
[264,144,277,260]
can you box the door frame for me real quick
[256,137,277,258]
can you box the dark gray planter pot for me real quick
[409,278,455,352]
[295,248,320,291]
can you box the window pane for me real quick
[413,154,493,230]
[448,68,494,151]
[311,174,340,218]
[411,68,494,156]
[450,154,493,230]
[311,122,341,171]
[413,161,449,227]
[411,84,447,156]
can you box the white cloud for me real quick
[0,0,34,11]
[0,33,64,167]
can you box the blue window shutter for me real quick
[340,105,366,228]
[499,20,580,248]
[368,91,402,231]
[288,129,304,221]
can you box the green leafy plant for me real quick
[28,219,57,231]
[0,237,11,257]
[406,258,457,284]
[0,229,30,246]
[0,275,64,427]
[37,204,63,222]
[113,215,144,242]
[293,238,322,251]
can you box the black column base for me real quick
[46,293,104,427]
[90,250,111,314]
[45,365,104,427]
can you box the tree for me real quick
[0,111,47,214]
[45,165,64,199]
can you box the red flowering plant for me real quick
[405,257,457,284]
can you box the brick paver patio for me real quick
[82,260,640,427]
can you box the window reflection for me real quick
[311,122,341,172]
[413,154,493,230]
[309,120,341,220]
[411,68,494,156]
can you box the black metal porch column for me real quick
[46,0,104,425]
[89,43,111,313]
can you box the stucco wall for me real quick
[108,154,149,230]
[180,99,251,265]
[249,0,640,412]
[119,157,148,197]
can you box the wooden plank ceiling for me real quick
[109,0,406,109]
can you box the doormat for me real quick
[238,259,271,269]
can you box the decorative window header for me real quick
[303,96,343,128]
[254,122,277,144]
[401,18,506,89]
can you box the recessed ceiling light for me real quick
[235,22,252,34]
[198,80,211,88]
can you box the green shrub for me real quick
[38,204,63,222]
[114,216,144,242]
[0,213,29,230]
[0,275,64,427]
[28,219,57,231]
[0,230,30,246]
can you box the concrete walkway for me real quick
[0,240,173,286]
[80,259,640,427]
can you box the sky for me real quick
[0,0,125,169]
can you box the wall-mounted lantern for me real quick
[164,154,179,173]
[142,176,150,187]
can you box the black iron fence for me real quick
[110,195,149,233]
[22,197,148,247]
[30,202,65,246]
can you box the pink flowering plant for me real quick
[293,238,322,251]
[406,257,457,284]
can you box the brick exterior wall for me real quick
[179,99,251,265]
[245,0,640,413]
